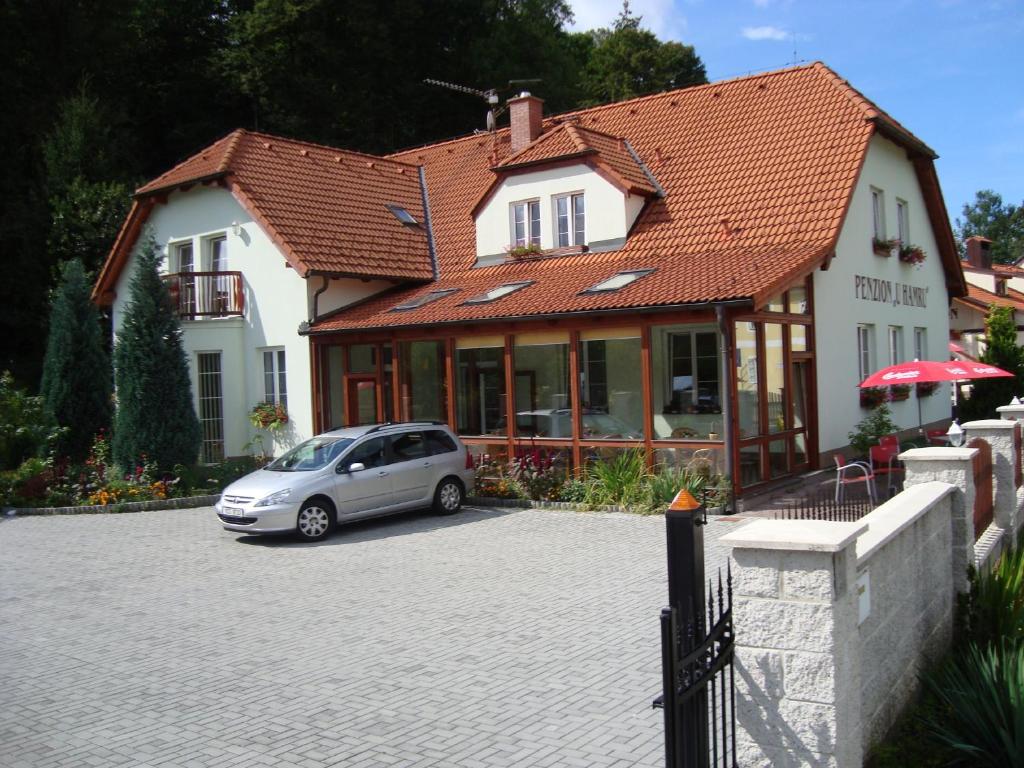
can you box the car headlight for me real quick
[255,489,292,507]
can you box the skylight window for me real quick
[390,289,457,312]
[386,204,418,226]
[582,269,655,294]
[463,281,533,305]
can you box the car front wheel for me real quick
[433,477,463,515]
[296,500,335,541]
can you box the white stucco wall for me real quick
[474,163,645,260]
[110,185,393,460]
[814,134,954,453]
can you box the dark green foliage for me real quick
[112,238,200,471]
[574,2,706,105]
[957,189,1024,265]
[961,306,1024,421]
[847,403,898,457]
[920,643,1024,767]
[0,373,59,471]
[958,535,1024,650]
[40,260,112,461]
[173,457,264,495]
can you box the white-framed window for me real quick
[914,327,927,361]
[208,235,227,271]
[174,241,194,273]
[510,200,541,248]
[871,188,886,240]
[857,324,874,380]
[896,199,909,244]
[554,192,585,247]
[888,325,903,366]
[263,348,287,408]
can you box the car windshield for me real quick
[265,437,354,472]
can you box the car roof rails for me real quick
[362,421,447,435]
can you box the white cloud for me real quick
[741,25,790,41]
[569,0,689,41]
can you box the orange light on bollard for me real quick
[669,489,702,512]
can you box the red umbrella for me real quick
[859,360,1012,388]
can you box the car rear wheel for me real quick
[433,477,463,515]
[296,500,335,541]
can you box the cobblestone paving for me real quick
[0,506,746,768]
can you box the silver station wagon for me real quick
[216,422,476,541]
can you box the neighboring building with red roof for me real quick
[95,62,966,494]
[952,236,1024,358]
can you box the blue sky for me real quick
[569,0,1024,227]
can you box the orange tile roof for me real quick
[962,261,1024,278]
[97,130,434,300]
[957,283,1024,313]
[313,62,963,332]
[495,123,658,195]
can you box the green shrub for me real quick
[0,458,52,507]
[959,537,1024,650]
[848,403,898,458]
[0,372,61,470]
[558,478,588,503]
[921,642,1024,767]
[645,465,707,507]
[584,447,649,508]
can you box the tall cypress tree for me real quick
[40,259,112,461]
[113,237,200,471]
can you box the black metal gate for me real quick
[653,493,737,768]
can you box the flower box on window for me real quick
[250,401,288,431]
[898,244,927,266]
[872,237,899,256]
[860,387,889,409]
[916,380,940,397]
[506,243,544,260]
[889,384,912,402]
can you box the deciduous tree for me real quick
[961,306,1024,421]
[957,190,1024,265]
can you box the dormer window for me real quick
[555,193,585,247]
[510,200,541,248]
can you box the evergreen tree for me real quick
[40,259,112,461]
[961,306,1024,421]
[113,238,200,471]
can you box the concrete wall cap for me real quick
[996,405,1024,414]
[962,419,1016,430]
[899,447,978,460]
[856,481,955,563]
[722,519,866,553]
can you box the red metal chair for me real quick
[870,444,904,497]
[926,429,948,446]
[833,455,876,504]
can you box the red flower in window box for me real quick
[859,387,889,409]
[889,384,912,402]
[898,244,926,266]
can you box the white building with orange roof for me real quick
[95,62,966,497]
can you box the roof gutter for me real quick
[302,297,754,336]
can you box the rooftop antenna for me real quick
[424,78,542,132]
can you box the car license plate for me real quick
[223,506,243,516]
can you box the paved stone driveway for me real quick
[1,506,744,768]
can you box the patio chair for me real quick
[869,444,904,497]
[833,455,876,504]
[925,429,948,446]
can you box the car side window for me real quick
[345,437,387,469]
[426,430,457,455]
[389,432,428,462]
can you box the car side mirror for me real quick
[342,462,366,474]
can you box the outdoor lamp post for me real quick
[946,420,964,447]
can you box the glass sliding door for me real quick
[455,336,506,436]
[578,329,644,439]
[399,340,447,422]
[513,332,571,438]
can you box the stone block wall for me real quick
[855,488,953,748]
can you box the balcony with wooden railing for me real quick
[163,272,244,319]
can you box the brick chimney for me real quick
[965,235,994,269]
[508,93,544,154]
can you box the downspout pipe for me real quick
[716,304,737,514]
[310,274,329,324]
